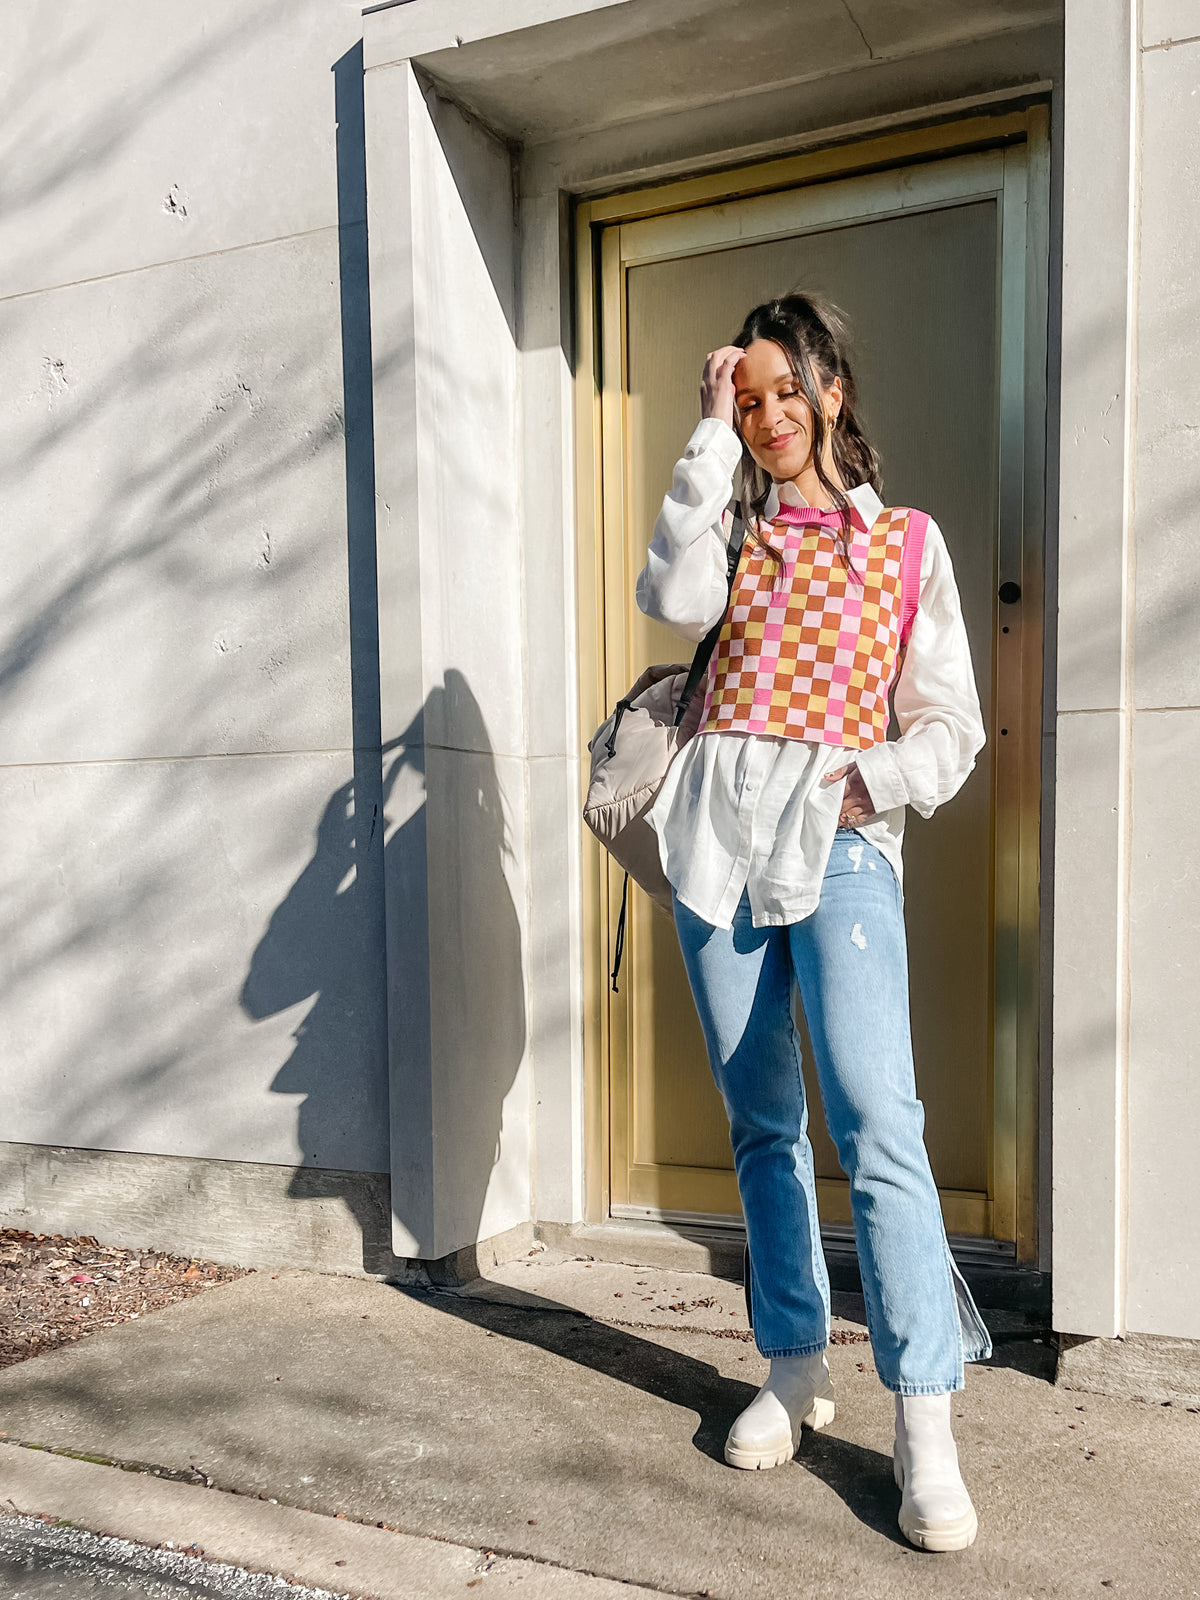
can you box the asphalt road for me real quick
[0,1516,349,1600]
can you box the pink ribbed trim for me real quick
[772,503,871,534]
[899,510,929,645]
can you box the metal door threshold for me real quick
[549,1214,1047,1315]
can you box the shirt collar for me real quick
[762,478,883,528]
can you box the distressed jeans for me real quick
[672,828,992,1394]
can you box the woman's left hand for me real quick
[825,762,874,827]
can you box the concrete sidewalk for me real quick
[0,1251,1197,1600]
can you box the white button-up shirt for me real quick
[636,418,985,929]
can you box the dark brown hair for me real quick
[732,293,881,573]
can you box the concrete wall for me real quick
[9,0,1200,1350]
[0,4,391,1227]
[0,0,554,1269]
[3,0,1066,1276]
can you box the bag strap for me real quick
[672,505,744,728]
[611,505,743,994]
[610,872,630,993]
[899,508,930,646]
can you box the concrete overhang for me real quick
[364,0,1062,148]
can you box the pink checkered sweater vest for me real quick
[700,502,929,750]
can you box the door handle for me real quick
[998,581,1021,605]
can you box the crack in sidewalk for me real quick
[1,1438,214,1487]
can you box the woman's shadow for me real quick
[241,669,526,1276]
[240,670,900,1538]
[412,1288,903,1540]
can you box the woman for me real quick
[636,294,991,1553]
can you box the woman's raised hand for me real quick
[700,346,743,429]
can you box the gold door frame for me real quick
[576,107,1049,1262]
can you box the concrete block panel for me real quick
[1051,710,1123,1337]
[1143,0,1200,46]
[366,69,524,762]
[519,191,576,764]
[0,230,361,763]
[389,737,532,1258]
[526,754,585,1226]
[0,0,365,300]
[408,90,524,762]
[366,0,630,66]
[0,750,389,1174]
[1127,709,1200,1337]
[1133,43,1200,710]
[0,1144,404,1277]
[363,63,426,757]
[425,743,532,1253]
[1057,0,1134,714]
[1058,1328,1200,1406]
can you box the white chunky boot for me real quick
[724,1352,835,1470]
[893,1393,978,1551]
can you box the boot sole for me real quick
[724,1394,836,1470]
[893,1455,979,1551]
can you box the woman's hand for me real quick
[700,346,743,430]
[825,762,875,828]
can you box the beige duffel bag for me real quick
[583,519,742,985]
[584,661,708,914]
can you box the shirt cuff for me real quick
[685,416,744,474]
[854,742,909,814]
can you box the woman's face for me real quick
[732,338,842,482]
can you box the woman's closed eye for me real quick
[737,387,801,411]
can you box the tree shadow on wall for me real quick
[241,670,527,1276]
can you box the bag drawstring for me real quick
[610,872,630,993]
[604,699,631,761]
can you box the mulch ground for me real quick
[0,1229,251,1370]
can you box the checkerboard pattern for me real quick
[700,504,920,750]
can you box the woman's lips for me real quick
[764,433,797,452]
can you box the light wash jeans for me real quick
[672,828,991,1394]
